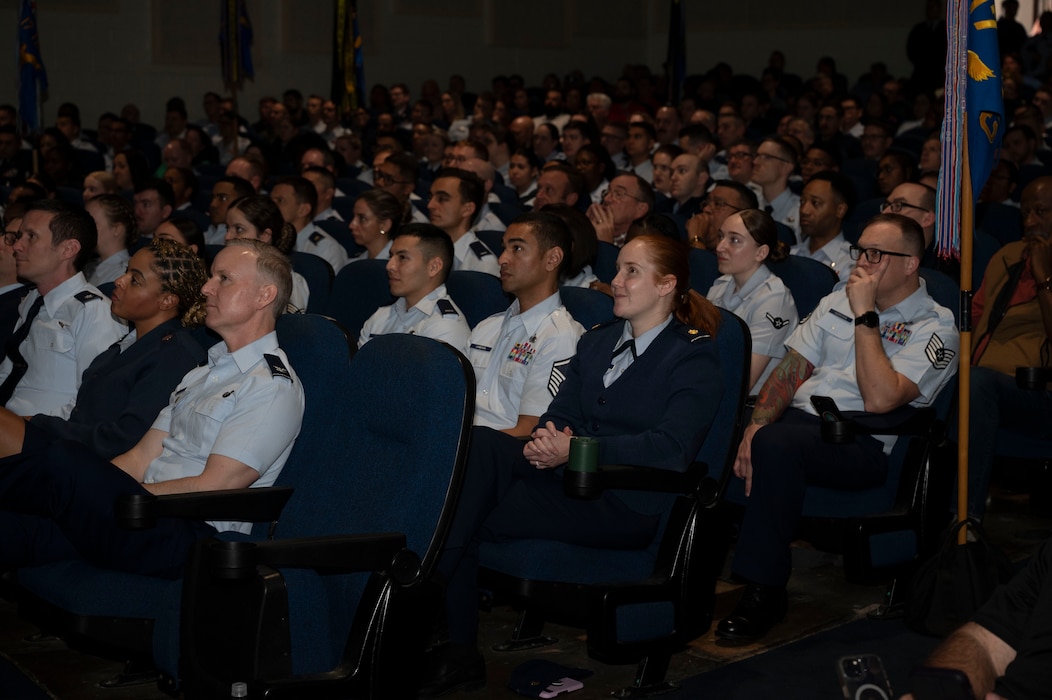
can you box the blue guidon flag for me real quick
[935,0,1003,260]
[17,0,48,134]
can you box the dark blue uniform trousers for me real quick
[731,409,888,588]
[0,437,215,579]
[436,426,660,647]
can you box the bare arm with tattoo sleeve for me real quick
[733,348,814,496]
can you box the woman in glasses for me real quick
[707,209,798,393]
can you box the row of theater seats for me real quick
[5,240,1019,697]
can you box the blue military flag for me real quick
[935,0,1003,259]
[332,0,365,112]
[220,0,254,92]
[17,0,48,134]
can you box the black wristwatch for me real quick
[854,311,880,328]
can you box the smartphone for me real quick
[837,654,893,700]
[538,677,584,698]
[908,667,972,700]
[811,395,845,423]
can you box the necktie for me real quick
[0,294,46,405]
[612,339,637,359]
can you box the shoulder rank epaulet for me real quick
[469,240,493,259]
[436,299,459,316]
[309,231,324,244]
[263,353,293,382]
[74,290,101,303]
[161,333,174,342]
[587,319,621,332]
[675,324,711,342]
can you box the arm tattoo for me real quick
[751,349,814,426]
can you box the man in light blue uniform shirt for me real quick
[358,224,470,354]
[0,239,305,577]
[468,212,583,436]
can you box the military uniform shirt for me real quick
[707,265,799,392]
[87,249,130,287]
[345,238,393,266]
[761,188,802,244]
[787,281,959,453]
[453,231,500,277]
[0,273,126,418]
[295,222,349,272]
[469,292,583,430]
[791,232,855,283]
[145,331,305,533]
[358,283,470,354]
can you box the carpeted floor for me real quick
[0,653,53,700]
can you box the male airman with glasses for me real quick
[752,137,801,242]
[718,212,958,645]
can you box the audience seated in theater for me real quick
[687,180,760,251]
[82,171,118,203]
[427,168,498,276]
[347,189,402,263]
[85,194,137,287]
[269,176,348,272]
[0,238,207,460]
[651,143,683,198]
[541,203,599,289]
[423,234,723,696]
[792,170,856,283]
[752,137,802,243]
[154,217,205,258]
[358,223,469,353]
[507,148,541,208]
[224,194,308,313]
[707,209,798,392]
[204,175,254,246]
[587,172,654,247]
[719,213,958,645]
[375,151,429,225]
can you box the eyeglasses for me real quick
[3,230,21,246]
[849,245,913,263]
[703,196,743,212]
[800,157,832,168]
[753,152,792,164]
[878,200,929,214]
[601,187,645,203]
[727,151,754,161]
[374,170,413,186]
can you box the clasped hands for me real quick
[522,421,573,469]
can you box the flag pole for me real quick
[957,127,974,545]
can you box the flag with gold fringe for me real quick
[935,0,1003,260]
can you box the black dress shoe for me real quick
[418,643,486,698]
[715,583,788,643]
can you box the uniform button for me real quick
[598,397,606,405]
[591,422,599,431]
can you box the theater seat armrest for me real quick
[204,533,415,583]
[564,461,707,499]
[116,487,295,530]
[845,405,936,437]
[1016,366,1052,390]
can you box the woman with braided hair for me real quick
[0,239,209,460]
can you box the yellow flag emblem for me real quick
[968,50,995,81]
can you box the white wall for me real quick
[1,0,924,130]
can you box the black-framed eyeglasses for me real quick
[878,200,930,215]
[601,187,645,203]
[2,231,21,246]
[703,196,743,212]
[753,152,791,164]
[849,245,913,264]
[727,151,754,161]
[374,171,413,186]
